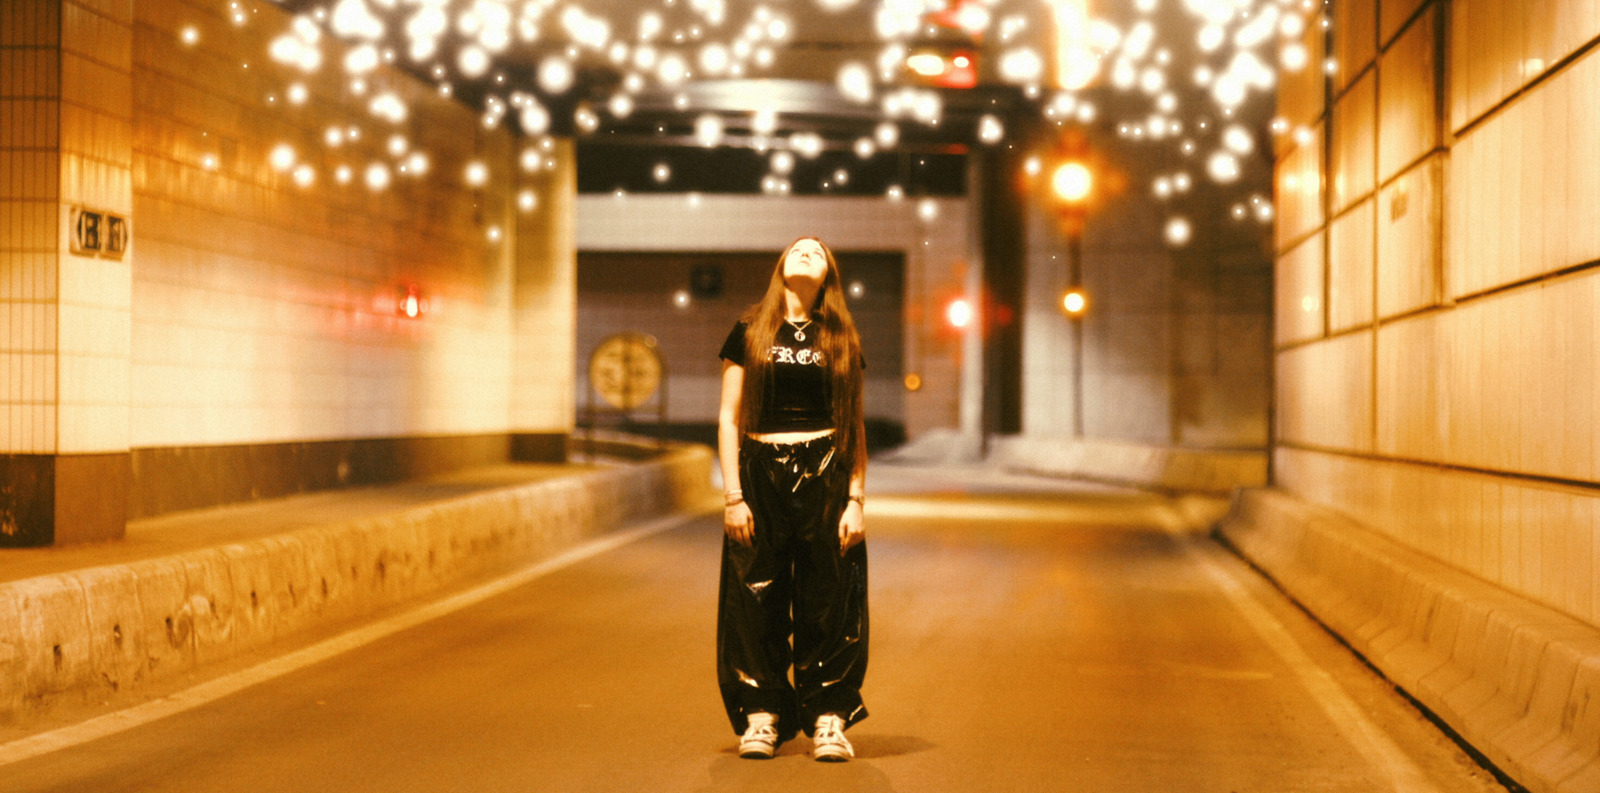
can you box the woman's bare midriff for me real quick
[747,428,834,444]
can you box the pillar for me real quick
[1,0,133,546]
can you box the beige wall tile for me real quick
[1,0,61,48]
[1377,4,1439,182]
[1332,0,1377,89]
[1379,0,1429,47]
[61,0,132,70]
[1276,8,1327,138]
[1328,200,1374,332]
[1275,127,1325,251]
[58,401,126,452]
[1450,0,1512,130]
[1331,71,1376,212]
[1274,232,1324,346]
[1276,331,1373,453]
[1376,311,1445,460]
[0,99,61,148]
[1376,155,1441,318]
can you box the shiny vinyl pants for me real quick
[717,434,868,739]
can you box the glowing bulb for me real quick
[464,161,489,187]
[977,114,1004,144]
[907,53,946,77]
[1061,290,1087,315]
[874,121,898,149]
[837,62,874,104]
[458,46,490,78]
[1207,151,1242,183]
[751,108,778,136]
[946,299,974,329]
[574,105,599,133]
[538,55,575,94]
[364,163,390,190]
[1223,125,1255,155]
[1052,162,1092,203]
[520,102,551,136]
[269,143,296,171]
[608,93,634,119]
[695,114,724,147]
[1164,216,1192,247]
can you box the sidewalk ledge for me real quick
[1218,487,1600,793]
[992,436,1267,495]
[0,440,716,726]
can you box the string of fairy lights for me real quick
[193,0,1323,247]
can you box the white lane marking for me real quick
[1175,531,1447,793]
[0,512,705,768]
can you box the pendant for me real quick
[794,330,806,341]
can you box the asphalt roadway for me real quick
[0,463,1510,793]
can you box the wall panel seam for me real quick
[1276,441,1600,493]
[1450,29,1600,138]
[1450,259,1600,306]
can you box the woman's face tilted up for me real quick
[782,239,829,292]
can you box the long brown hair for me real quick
[739,237,865,465]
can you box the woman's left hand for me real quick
[838,500,865,556]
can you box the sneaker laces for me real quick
[813,716,853,755]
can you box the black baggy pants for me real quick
[717,434,868,739]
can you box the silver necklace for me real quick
[785,317,813,341]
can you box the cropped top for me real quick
[719,319,847,433]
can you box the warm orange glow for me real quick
[904,373,923,392]
[399,284,427,318]
[946,298,975,329]
[1061,289,1088,316]
[1052,161,1092,204]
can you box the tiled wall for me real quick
[575,194,967,439]
[1274,0,1600,625]
[59,0,133,455]
[122,0,572,449]
[1022,190,1271,448]
[1,0,134,456]
[1,0,64,455]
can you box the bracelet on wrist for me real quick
[847,494,865,507]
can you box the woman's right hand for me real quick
[724,501,755,548]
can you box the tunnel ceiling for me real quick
[260,0,1294,217]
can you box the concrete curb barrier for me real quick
[992,436,1268,495]
[1217,487,1600,793]
[0,443,715,724]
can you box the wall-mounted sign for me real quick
[70,206,129,259]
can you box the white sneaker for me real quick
[811,714,854,762]
[739,713,779,759]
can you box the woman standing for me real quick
[716,237,869,762]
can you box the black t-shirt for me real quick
[719,320,836,433]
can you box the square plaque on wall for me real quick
[69,206,129,259]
